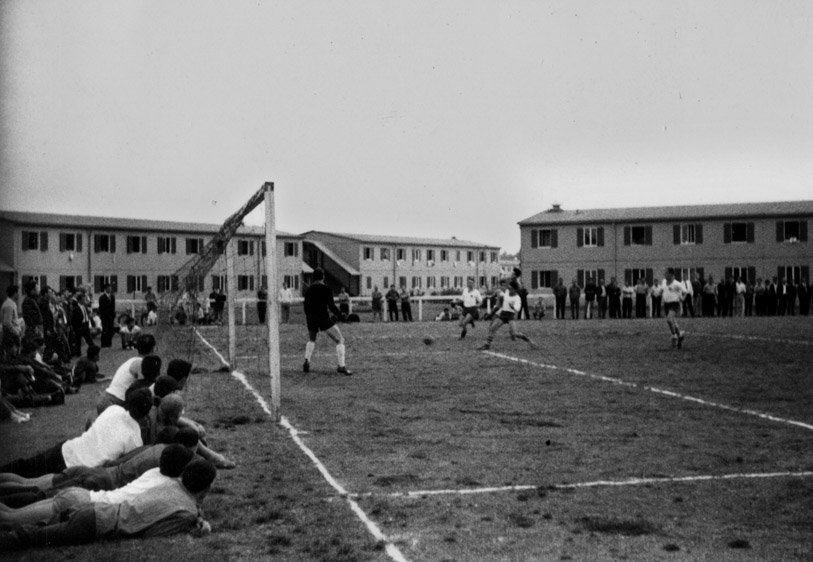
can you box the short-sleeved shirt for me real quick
[106,357,143,401]
[62,405,143,468]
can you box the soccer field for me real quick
[2,315,812,561]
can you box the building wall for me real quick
[521,216,812,291]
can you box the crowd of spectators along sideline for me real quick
[0,279,236,550]
[550,274,812,320]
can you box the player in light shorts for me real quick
[478,280,535,351]
[458,278,483,340]
[661,268,687,349]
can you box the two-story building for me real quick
[518,201,813,291]
[301,231,503,296]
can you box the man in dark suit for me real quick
[776,278,787,316]
[766,278,777,316]
[98,284,116,347]
[70,292,93,357]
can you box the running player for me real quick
[458,278,483,339]
[303,268,353,375]
[478,279,535,350]
[661,268,687,348]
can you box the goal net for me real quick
[153,182,280,419]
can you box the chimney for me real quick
[549,203,563,213]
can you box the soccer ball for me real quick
[422,336,435,346]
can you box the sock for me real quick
[460,328,467,338]
[305,341,315,361]
[336,343,346,367]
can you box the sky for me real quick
[1,1,812,254]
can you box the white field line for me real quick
[194,330,410,562]
[690,331,812,346]
[349,471,813,499]
[486,351,813,432]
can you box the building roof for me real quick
[0,210,299,238]
[303,231,499,250]
[303,239,360,276]
[518,200,813,226]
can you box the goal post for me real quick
[263,183,280,421]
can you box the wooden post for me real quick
[264,183,281,421]
[226,241,237,369]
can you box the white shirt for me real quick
[735,281,746,295]
[90,467,172,504]
[683,280,694,296]
[279,287,293,304]
[499,292,522,314]
[106,357,143,401]
[61,405,143,468]
[461,287,483,308]
[661,279,686,304]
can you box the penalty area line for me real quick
[349,471,813,499]
[485,351,813,432]
[194,330,410,562]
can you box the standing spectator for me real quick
[278,282,293,324]
[717,278,728,317]
[553,278,567,320]
[37,286,57,361]
[744,278,754,316]
[799,278,810,316]
[370,286,383,322]
[141,286,157,326]
[568,279,581,320]
[256,285,268,324]
[650,279,663,318]
[21,280,43,342]
[634,278,649,318]
[766,277,777,316]
[70,292,93,358]
[608,278,622,319]
[787,279,797,316]
[734,276,746,317]
[385,285,399,321]
[621,282,634,319]
[400,287,413,322]
[691,273,703,317]
[681,277,695,318]
[754,277,765,316]
[597,278,608,319]
[1,285,23,348]
[724,276,736,316]
[583,277,597,319]
[98,283,116,348]
[337,287,351,317]
[215,289,227,323]
[517,283,530,320]
[702,275,717,317]
[776,277,788,316]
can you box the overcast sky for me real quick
[1,1,811,253]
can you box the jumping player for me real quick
[458,278,483,339]
[662,268,687,348]
[478,279,535,350]
[303,268,353,375]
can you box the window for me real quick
[440,276,449,288]
[157,236,177,254]
[283,275,300,291]
[441,250,449,262]
[724,222,754,244]
[211,275,226,291]
[59,233,83,252]
[455,250,461,262]
[623,226,652,246]
[577,227,604,248]
[577,269,601,288]
[59,275,83,292]
[94,234,116,253]
[777,220,807,243]
[624,268,652,286]
[238,275,255,291]
[383,276,389,289]
[22,231,48,251]
[531,228,558,248]
[426,276,436,289]
[674,224,703,245]
[126,275,148,293]
[454,276,463,288]
[366,277,372,289]
[126,235,147,254]
[396,248,405,261]
[490,251,498,263]
[380,248,390,261]
[94,275,118,294]
[21,275,47,291]
[411,276,421,289]
[479,251,486,262]
[478,276,486,288]
[284,242,298,257]
[426,249,435,263]
[466,251,474,263]
[237,240,254,256]
[363,247,374,260]
[157,275,179,293]
[185,238,204,255]
[412,249,421,262]
[490,275,499,288]
[677,268,700,284]
[399,276,407,289]
[724,266,755,284]
[531,270,557,289]
[777,265,807,284]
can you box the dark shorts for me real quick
[307,317,336,334]
[463,307,480,320]
[497,311,516,323]
[664,302,681,315]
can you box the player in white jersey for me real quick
[458,279,483,339]
[661,268,687,348]
[478,280,535,350]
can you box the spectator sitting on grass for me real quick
[118,316,142,350]
[73,345,105,386]
[0,387,152,478]
[435,308,451,321]
[0,458,217,550]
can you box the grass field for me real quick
[2,313,813,561]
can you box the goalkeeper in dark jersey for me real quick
[303,268,353,375]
